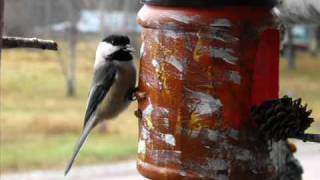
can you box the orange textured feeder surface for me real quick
[137,5,279,180]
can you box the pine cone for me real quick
[251,96,314,142]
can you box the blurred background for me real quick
[1,0,142,175]
[0,0,319,179]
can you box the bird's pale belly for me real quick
[96,64,136,121]
[96,83,131,120]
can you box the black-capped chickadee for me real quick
[65,35,136,175]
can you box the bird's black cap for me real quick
[103,35,130,46]
[141,0,276,7]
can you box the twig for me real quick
[294,133,320,143]
[2,36,58,51]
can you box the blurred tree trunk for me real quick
[123,0,131,32]
[0,0,3,102]
[97,0,107,133]
[44,0,52,37]
[0,0,3,62]
[99,0,106,37]
[310,25,320,57]
[287,26,296,69]
[64,0,81,97]
[317,26,320,57]
[67,24,77,96]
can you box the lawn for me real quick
[279,53,320,132]
[0,43,319,173]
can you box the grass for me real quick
[0,43,319,173]
[0,134,137,172]
[279,53,320,132]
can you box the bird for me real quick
[64,35,137,175]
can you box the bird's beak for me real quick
[124,45,135,52]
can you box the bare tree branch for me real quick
[274,0,320,24]
[2,36,58,50]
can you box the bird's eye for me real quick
[111,41,115,45]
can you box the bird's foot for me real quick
[128,87,138,101]
[129,87,146,101]
[135,109,142,119]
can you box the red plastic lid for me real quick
[141,0,276,7]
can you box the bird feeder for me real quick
[136,0,279,179]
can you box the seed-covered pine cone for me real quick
[251,96,314,142]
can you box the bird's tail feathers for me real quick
[64,116,96,176]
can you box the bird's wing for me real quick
[83,63,117,127]
[65,63,117,176]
